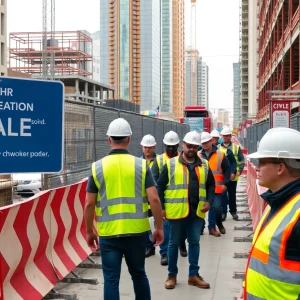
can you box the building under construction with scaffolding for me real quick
[9,31,93,77]
[256,0,299,120]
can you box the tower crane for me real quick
[42,0,55,79]
[191,0,197,49]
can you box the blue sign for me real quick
[184,118,204,132]
[0,77,64,173]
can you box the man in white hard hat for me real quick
[157,131,215,290]
[211,129,221,145]
[236,127,300,300]
[151,130,187,264]
[198,132,231,237]
[84,118,164,300]
[219,127,245,220]
[140,134,158,257]
[140,134,157,168]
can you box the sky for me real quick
[7,0,239,113]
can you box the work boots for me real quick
[165,274,177,289]
[217,224,226,234]
[209,228,221,237]
[179,243,188,257]
[188,274,210,289]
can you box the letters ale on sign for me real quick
[270,101,290,128]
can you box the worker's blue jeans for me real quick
[100,235,151,300]
[168,216,204,276]
[208,192,224,229]
[146,220,169,256]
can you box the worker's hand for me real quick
[236,287,244,300]
[236,171,241,177]
[200,202,210,213]
[230,174,236,180]
[86,231,99,249]
[220,185,227,192]
[162,210,166,220]
[152,229,164,247]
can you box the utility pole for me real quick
[42,0,56,190]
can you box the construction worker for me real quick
[150,130,187,265]
[198,132,231,237]
[84,118,164,300]
[140,134,158,255]
[157,131,215,290]
[219,127,244,220]
[236,127,300,300]
[211,129,222,145]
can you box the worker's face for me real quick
[182,142,198,159]
[212,137,219,145]
[222,134,231,144]
[201,139,213,151]
[142,146,155,157]
[165,144,179,158]
[255,158,284,190]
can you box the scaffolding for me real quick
[9,31,93,77]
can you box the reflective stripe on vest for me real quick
[156,152,180,174]
[164,157,208,220]
[244,192,300,300]
[219,143,241,181]
[92,154,150,237]
[199,150,224,194]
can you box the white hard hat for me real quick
[211,129,220,138]
[183,131,200,146]
[163,131,180,146]
[221,127,232,135]
[201,132,212,143]
[141,134,156,147]
[248,127,300,159]
[106,118,132,136]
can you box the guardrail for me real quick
[0,178,95,300]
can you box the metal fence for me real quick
[46,100,189,189]
[239,113,300,154]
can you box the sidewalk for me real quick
[54,177,250,300]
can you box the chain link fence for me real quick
[46,100,190,189]
[239,113,300,154]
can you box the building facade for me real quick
[185,48,199,106]
[198,58,209,107]
[172,0,185,120]
[233,62,241,128]
[0,0,7,76]
[100,0,161,111]
[257,0,299,117]
[185,49,209,108]
[161,0,173,113]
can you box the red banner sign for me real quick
[270,101,290,128]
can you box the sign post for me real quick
[0,77,64,174]
[270,100,291,128]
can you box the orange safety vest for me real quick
[199,150,225,194]
[244,192,300,299]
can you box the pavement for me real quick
[52,177,250,300]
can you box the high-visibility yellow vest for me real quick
[164,156,208,219]
[244,192,300,300]
[156,152,180,174]
[92,154,150,237]
[199,150,225,194]
[218,143,240,181]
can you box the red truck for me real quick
[180,106,212,133]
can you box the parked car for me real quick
[13,174,42,197]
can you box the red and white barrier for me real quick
[0,179,91,300]
[246,161,267,230]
